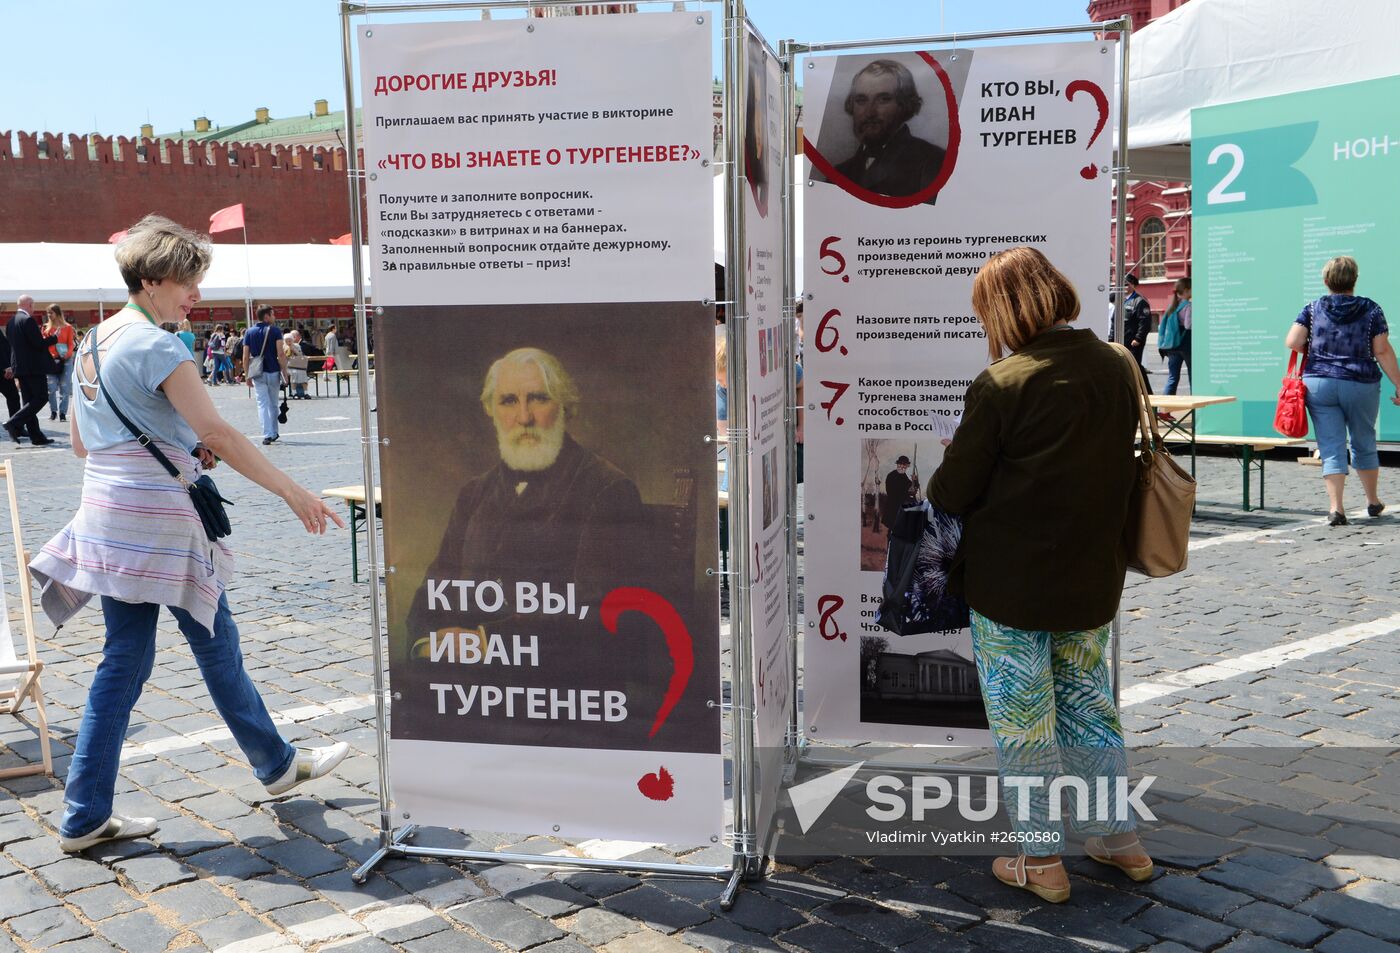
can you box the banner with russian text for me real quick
[739,21,791,844]
[1192,75,1400,441]
[361,12,723,843]
[799,41,1114,745]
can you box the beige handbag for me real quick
[1115,344,1196,576]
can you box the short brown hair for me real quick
[115,215,212,293]
[1322,256,1358,293]
[843,59,923,121]
[971,247,1080,359]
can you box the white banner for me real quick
[801,41,1114,745]
[738,23,791,843]
[361,13,724,844]
[360,13,714,306]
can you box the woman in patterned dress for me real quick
[928,247,1154,902]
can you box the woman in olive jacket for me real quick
[927,247,1154,902]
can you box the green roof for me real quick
[157,108,362,144]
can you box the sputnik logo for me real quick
[787,761,866,834]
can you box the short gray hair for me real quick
[115,214,212,293]
[480,348,580,421]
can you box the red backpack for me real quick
[1273,350,1309,438]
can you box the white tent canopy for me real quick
[0,243,371,305]
[1127,0,1400,180]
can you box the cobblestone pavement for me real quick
[3,371,1400,953]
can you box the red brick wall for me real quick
[0,132,366,244]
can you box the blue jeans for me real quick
[47,364,72,417]
[253,370,282,439]
[60,593,294,839]
[1304,375,1380,476]
[1163,351,1190,396]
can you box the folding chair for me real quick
[0,458,53,779]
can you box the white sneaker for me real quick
[264,742,350,796]
[59,813,159,853]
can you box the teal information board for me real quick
[1191,74,1400,440]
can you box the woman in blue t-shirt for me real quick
[29,215,349,853]
[1285,256,1400,526]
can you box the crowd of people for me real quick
[2,219,1395,900]
[176,318,353,388]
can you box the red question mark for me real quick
[1065,80,1109,180]
[601,588,694,738]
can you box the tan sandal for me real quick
[1084,835,1155,881]
[992,855,1071,903]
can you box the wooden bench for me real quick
[1189,435,1307,511]
[315,368,373,398]
[322,485,382,583]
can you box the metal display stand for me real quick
[721,1,803,886]
[721,0,762,893]
[337,1,1130,898]
[779,18,1133,776]
[338,0,761,908]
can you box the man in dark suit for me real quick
[0,320,21,421]
[6,295,58,445]
[833,59,947,203]
[881,455,914,535]
[1123,274,1154,395]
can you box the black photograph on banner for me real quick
[860,635,988,730]
[378,303,720,755]
[808,51,975,208]
[744,34,772,219]
[860,437,950,572]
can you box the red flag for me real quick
[107,230,127,244]
[330,233,353,245]
[209,203,245,233]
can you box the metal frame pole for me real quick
[348,0,713,13]
[338,2,397,882]
[719,0,761,908]
[790,20,1118,54]
[778,39,801,780]
[337,0,739,890]
[1111,16,1132,706]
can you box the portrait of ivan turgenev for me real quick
[405,346,645,650]
[832,58,947,203]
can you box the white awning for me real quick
[0,243,371,304]
[1126,0,1400,181]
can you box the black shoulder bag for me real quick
[88,333,233,541]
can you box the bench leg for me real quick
[1188,412,1198,479]
[1240,446,1254,512]
[1258,454,1266,510]
[350,501,362,583]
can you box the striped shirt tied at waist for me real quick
[29,442,233,633]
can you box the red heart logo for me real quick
[637,766,675,801]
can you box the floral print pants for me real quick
[969,609,1138,856]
